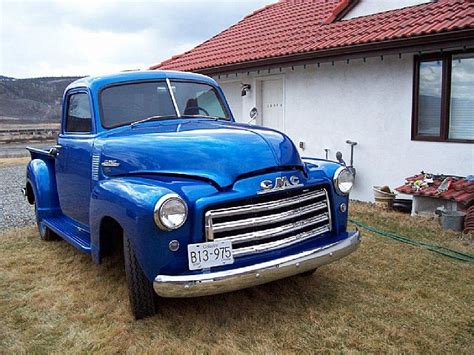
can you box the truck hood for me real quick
[99,119,303,188]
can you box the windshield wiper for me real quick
[130,115,178,128]
[181,114,227,120]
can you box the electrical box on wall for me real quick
[299,141,305,150]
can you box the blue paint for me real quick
[26,70,353,284]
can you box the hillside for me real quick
[0,76,82,123]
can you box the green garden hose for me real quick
[349,219,474,263]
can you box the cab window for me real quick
[66,93,92,133]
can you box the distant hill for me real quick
[0,76,82,123]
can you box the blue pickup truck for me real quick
[24,70,360,319]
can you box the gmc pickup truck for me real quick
[24,70,360,319]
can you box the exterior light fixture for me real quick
[241,83,251,96]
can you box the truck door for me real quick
[55,90,95,227]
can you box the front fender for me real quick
[89,176,217,280]
[302,157,340,179]
[26,159,60,219]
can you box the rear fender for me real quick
[26,158,60,219]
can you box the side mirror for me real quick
[249,107,258,119]
[247,107,258,124]
[336,151,346,166]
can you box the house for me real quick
[151,0,474,202]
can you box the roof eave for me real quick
[191,29,474,75]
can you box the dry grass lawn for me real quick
[1,203,473,353]
[0,156,30,167]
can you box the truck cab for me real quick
[25,70,360,319]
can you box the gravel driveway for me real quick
[0,164,36,229]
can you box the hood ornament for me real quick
[258,175,302,194]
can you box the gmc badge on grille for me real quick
[259,175,303,194]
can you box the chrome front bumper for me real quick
[153,230,361,298]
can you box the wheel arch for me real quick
[25,181,35,205]
[97,215,124,262]
[89,178,172,269]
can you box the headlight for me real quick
[333,167,354,195]
[154,194,188,231]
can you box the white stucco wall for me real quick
[217,54,474,201]
[343,0,431,19]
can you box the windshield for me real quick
[100,81,176,128]
[100,80,229,128]
[170,81,229,119]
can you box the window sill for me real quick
[411,136,474,144]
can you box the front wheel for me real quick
[123,233,157,320]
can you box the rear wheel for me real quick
[38,220,56,241]
[123,233,157,320]
[34,201,57,241]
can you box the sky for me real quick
[0,0,274,78]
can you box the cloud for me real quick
[0,0,274,78]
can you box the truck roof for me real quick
[66,70,217,92]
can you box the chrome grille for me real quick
[205,188,332,257]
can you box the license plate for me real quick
[187,240,234,271]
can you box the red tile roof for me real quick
[396,174,474,206]
[151,0,474,73]
[465,205,474,232]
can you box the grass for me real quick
[0,203,473,353]
[0,157,30,167]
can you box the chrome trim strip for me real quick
[153,230,361,298]
[324,188,333,231]
[226,213,329,245]
[211,201,328,233]
[233,224,330,257]
[166,78,181,117]
[91,154,100,181]
[207,189,325,219]
[205,213,214,241]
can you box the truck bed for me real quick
[26,146,54,160]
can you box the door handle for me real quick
[48,144,62,157]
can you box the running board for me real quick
[42,216,91,253]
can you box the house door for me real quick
[261,78,284,131]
